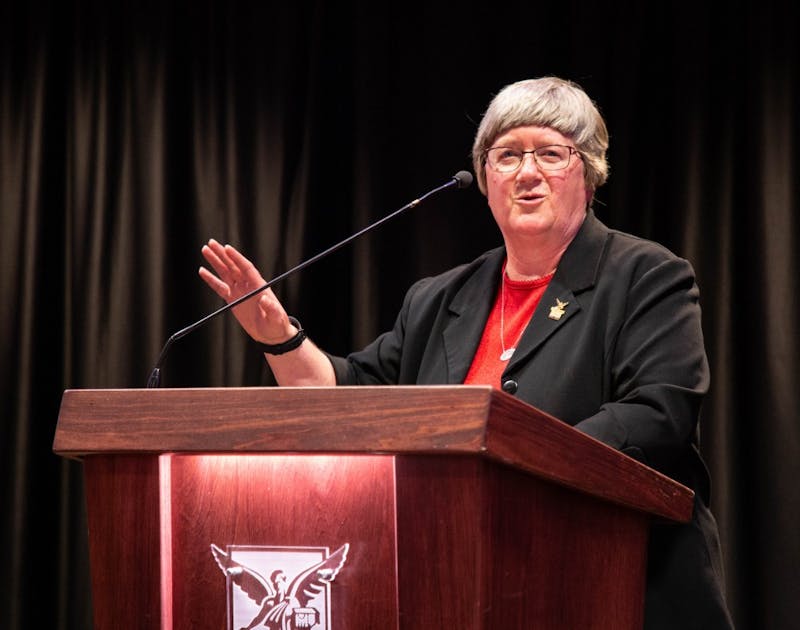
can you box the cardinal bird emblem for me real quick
[211,543,349,630]
[548,298,569,321]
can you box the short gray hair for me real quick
[471,77,609,195]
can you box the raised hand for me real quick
[198,239,297,344]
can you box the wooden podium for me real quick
[53,385,693,630]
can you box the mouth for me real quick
[515,191,545,203]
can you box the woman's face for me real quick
[484,125,591,247]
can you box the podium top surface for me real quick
[53,385,693,522]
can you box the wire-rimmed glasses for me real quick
[484,145,582,173]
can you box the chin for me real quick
[510,210,553,231]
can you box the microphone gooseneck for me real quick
[146,171,473,387]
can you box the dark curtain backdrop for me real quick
[2,1,798,628]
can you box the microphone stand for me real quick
[146,171,473,387]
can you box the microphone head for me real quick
[452,170,473,189]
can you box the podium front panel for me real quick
[84,456,163,629]
[83,452,650,630]
[166,454,398,629]
[396,456,648,629]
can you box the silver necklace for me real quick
[499,275,515,361]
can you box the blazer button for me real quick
[501,379,518,395]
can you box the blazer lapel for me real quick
[503,277,579,373]
[504,211,609,373]
[437,211,610,382]
[441,248,505,383]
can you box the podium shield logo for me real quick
[211,543,349,630]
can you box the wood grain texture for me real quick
[53,386,491,454]
[58,387,695,628]
[167,454,398,630]
[395,455,648,629]
[54,386,693,522]
[83,456,163,629]
[483,393,694,522]
[80,451,650,630]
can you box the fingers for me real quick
[199,239,273,307]
[199,240,236,300]
[201,239,238,279]
[202,239,265,284]
[223,244,256,275]
[198,265,231,300]
[198,238,292,343]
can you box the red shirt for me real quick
[464,271,553,389]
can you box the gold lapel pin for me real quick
[548,298,569,321]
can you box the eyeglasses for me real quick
[484,145,582,173]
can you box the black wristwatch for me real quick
[260,317,307,355]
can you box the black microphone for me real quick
[146,170,473,387]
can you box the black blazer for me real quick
[329,210,733,628]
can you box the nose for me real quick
[516,152,542,179]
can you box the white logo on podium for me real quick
[211,543,349,630]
